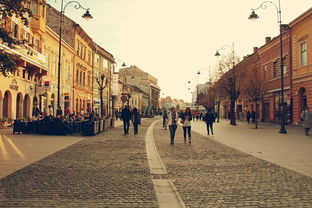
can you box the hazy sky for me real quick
[48,0,312,102]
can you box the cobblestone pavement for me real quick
[0,119,158,208]
[153,120,312,208]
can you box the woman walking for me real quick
[167,107,178,145]
[131,107,141,135]
[181,107,192,144]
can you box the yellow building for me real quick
[0,0,47,119]
[44,27,75,115]
[93,44,115,117]
[73,26,93,114]
[47,6,93,114]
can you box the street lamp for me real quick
[57,0,93,110]
[249,0,287,134]
[196,70,200,111]
[215,43,237,125]
[96,74,107,118]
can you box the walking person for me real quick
[301,106,312,136]
[167,107,178,145]
[251,110,256,123]
[131,108,141,135]
[204,108,215,136]
[121,105,132,135]
[162,108,168,130]
[181,107,192,144]
[246,111,251,124]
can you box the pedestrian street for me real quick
[1,118,312,207]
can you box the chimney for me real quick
[265,37,271,43]
[253,47,258,53]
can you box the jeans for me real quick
[183,126,191,138]
[206,122,213,135]
[133,123,138,135]
[123,120,130,134]
[169,125,177,143]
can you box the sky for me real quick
[48,0,312,102]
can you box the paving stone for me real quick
[0,119,158,207]
[153,121,312,208]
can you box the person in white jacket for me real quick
[166,107,178,145]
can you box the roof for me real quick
[289,7,312,27]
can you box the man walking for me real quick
[121,105,132,135]
[204,108,215,136]
[301,106,312,136]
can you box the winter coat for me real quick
[167,111,178,126]
[131,112,141,124]
[204,112,215,123]
[181,112,192,127]
[121,108,132,121]
[301,110,312,128]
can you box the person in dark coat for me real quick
[32,104,40,118]
[204,108,215,135]
[131,108,141,135]
[121,105,132,135]
[246,111,251,124]
[56,106,63,118]
[251,110,256,123]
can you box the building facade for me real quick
[44,27,75,115]
[93,44,115,116]
[47,6,94,114]
[290,8,312,124]
[0,0,48,120]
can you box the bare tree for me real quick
[243,54,265,129]
[216,54,242,125]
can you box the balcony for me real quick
[74,81,92,92]
[30,15,46,35]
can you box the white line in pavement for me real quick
[146,120,186,208]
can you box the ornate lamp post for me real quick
[196,70,201,111]
[96,74,107,118]
[215,43,237,125]
[249,0,287,134]
[57,1,93,110]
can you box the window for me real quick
[45,52,50,69]
[26,2,31,9]
[83,48,86,60]
[83,72,86,85]
[65,63,70,81]
[76,70,79,82]
[32,2,37,15]
[273,62,277,78]
[34,38,40,52]
[24,31,30,45]
[13,23,18,38]
[77,43,80,54]
[87,75,90,87]
[301,42,307,67]
[103,58,109,69]
[88,52,91,64]
[264,65,269,80]
[52,56,57,76]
